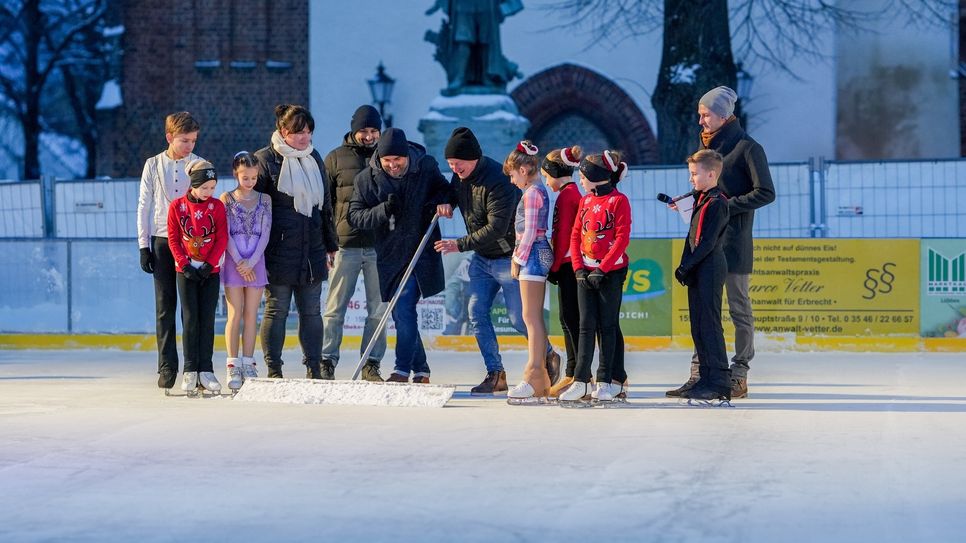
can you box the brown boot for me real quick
[412,375,431,384]
[731,377,748,399]
[470,370,507,396]
[387,372,409,383]
[548,375,574,398]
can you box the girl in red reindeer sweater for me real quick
[167,159,229,395]
[558,150,632,406]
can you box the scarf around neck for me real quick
[271,130,325,217]
[700,115,738,148]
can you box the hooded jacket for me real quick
[323,132,376,248]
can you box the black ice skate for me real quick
[681,385,733,407]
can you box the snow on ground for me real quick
[1,348,965,542]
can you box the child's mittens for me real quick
[546,270,559,285]
[575,268,589,287]
[182,265,201,281]
[197,262,213,280]
[586,269,605,289]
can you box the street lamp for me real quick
[368,62,396,128]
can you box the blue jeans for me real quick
[321,247,387,365]
[391,275,430,377]
[260,278,323,369]
[467,253,526,372]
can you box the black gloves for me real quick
[575,268,589,287]
[586,269,605,289]
[546,270,559,285]
[197,262,213,280]
[385,193,398,215]
[674,266,693,286]
[182,265,201,281]
[139,248,154,274]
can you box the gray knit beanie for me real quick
[699,86,738,118]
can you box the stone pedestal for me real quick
[418,93,530,168]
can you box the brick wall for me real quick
[97,0,308,177]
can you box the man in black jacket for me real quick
[321,105,387,382]
[666,86,776,399]
[434,127,560,395]
[348,128,452,383]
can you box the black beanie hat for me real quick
[444,127,482,160]
[377,127,409,158]
[189,167,217,188]
[351,105,382,133]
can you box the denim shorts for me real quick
[518,239,553,282]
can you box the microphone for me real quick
[656,190,696,204]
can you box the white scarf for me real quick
[271,130,325,217]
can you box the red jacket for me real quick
[167,195,228,273]
[550,182,581,272]
[569,187,631,273]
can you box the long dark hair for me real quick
[274,104,315,134]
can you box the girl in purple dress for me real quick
[220,151,272,391]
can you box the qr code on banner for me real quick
[420,307,443,331]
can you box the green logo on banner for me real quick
[622,258,666,301]
[927,248,966,296]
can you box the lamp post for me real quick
[368,62,396,128]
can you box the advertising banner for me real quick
[920,238,966,338]
[671,239,920,337]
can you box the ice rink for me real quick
[1,348,965,542]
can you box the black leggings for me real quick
[574,267,627,384]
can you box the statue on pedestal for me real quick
[425,0,523,96]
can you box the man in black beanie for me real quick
[348,128,453,384]
[321,105,386,381]
[434,126,561,395]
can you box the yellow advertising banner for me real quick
[671,239,920,337]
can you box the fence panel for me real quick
[824,159,966,238]
[0,181,44,237]
[55,179,140,238]
[0,240,69,332]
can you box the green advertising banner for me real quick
[920,239,966,338]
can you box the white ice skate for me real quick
[181,372,199,397]
[226,358,243,392]
[558,381,593,408]
[241,356,258,380]
[507,382,549,406]
[199,372,222,394]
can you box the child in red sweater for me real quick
[167,159,229,395]
[559,150,632,406]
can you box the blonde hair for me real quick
[687,149,723,173]
[164,111,200,136]
[503,140,540,176]
[185,159,214,174]
[545,145,582,166]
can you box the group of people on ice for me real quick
[137,84,775,405]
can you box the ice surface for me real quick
[235,378,455,408]
[1,349,965,542]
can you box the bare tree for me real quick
[545,0,954,163]
[0,0,108,179]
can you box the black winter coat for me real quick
[323,132,376,248]
[253,144,338,286]
[678,187,730,284]
[347,142,449,302]
[450,156,520,259]
[700,118,776,274]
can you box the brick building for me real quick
[97,0,308,177]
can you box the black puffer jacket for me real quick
[700,118,776,274]
[323,132,376,248]
[253,144,338,286]
[450,156,520,259]
[347,142,449,301]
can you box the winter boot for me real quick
[666,362,701,397]
[158,368,177,390]
[320,359,336,380]
[682,383,731,402]
[199,372,222,393]
[360,360,383,382]
[226,358,243,391]
[267,364,283,379]
[731,377,748,399]
[305,360,323,379]
[241,357,258,380]
[181,371,198,392]
[558,380,592,406]
[470,370,508,396]
[412,374,431,384]
[545,349,561,386]
[548,375,574,398]
[387,372,409,383]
